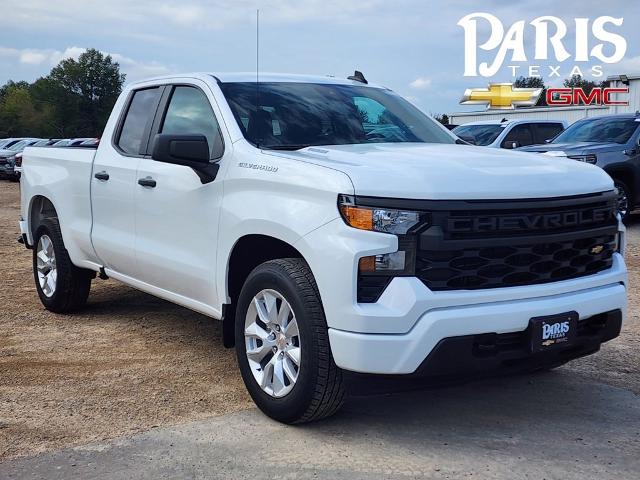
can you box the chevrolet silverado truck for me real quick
[19,73,628,423]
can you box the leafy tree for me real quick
[49,48,125,136]
[0,85,54,137]
[0,48,125,138]
[514,76,547,106]
[563,74,597,92]
[433,113,449,125]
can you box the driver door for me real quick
[133,82,226,308]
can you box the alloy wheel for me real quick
[244,289,301,398]
[36,234,57,297]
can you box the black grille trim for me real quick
[416,192,617,291]
[355,192,618,292]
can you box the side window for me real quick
[117,87,161,155]
[535,123,564,143]
[161,86,223,158]
[502,124,534,147]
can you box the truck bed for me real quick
[20,146,99,269]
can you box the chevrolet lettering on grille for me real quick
[447,207,614,233]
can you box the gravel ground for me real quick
[0,181,638,461]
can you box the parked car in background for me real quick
[32,139,62,147]
[452,119,567,149]
[519,114,640,220]
[0,138,26,150]
[0,138,40,181]
[52,138,96,147]
[79,138,100,146]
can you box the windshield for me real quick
[8,140,31,151]
[452,124,504,146]
[552,118,639,144]
[219,82,454,149]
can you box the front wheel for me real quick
[235,258,345,424]
[33,218,93,312]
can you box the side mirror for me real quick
[151,134,220,184]
[502,140,520,149]
[545,138,552,143]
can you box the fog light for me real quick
[359,252,407,273]
[375,251,406,271]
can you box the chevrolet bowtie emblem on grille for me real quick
[590,244,605,254]
[460,83,543,110]
[542,340,555,346]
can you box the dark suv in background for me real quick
[520,113,640,220]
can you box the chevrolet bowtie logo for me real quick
[460,83,543,110]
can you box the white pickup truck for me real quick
[20,72,628,423]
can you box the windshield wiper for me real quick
[260,144,311,151]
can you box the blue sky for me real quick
[0,0,638,115]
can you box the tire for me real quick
[235,258,345,424]
[613,179,632,221]
[32,218,92,313]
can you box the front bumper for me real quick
[297,215,627,376]
[329,281,626,374]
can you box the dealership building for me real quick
[449,74,640,125]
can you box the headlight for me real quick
[567,154,597,164]
[338,194,423,234]
[338,195,427,302]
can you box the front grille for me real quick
[417,233,616,290]
[415,192,618,291]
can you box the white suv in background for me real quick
[453,119,567,149]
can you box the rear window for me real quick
[117,87,161,155]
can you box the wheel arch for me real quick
[222,234,306,348]
[28,195,59,240]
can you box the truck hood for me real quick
[519,142,625,155]
[270,143,613,200]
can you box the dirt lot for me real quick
[0,181,639,461]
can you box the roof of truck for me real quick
[128,72,387,88]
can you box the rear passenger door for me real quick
[133,82,226,308]
[91,86,162,277]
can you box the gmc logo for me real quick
[448,207,613,233]
[546,87,629,106]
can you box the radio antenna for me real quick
[255,9,261,148]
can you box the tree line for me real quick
[0,48,125,139]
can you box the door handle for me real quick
[138,177,157,188]
[94,171,109,181]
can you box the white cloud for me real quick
[409,77,432,89]
[19,51,48,65]
[0,45,170,81]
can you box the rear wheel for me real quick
[235,258,345,423]
[613,179,632,221]
[33,218,92,312]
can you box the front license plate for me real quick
[530,311,578,353]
